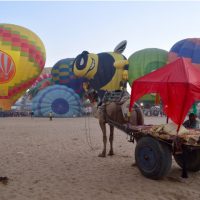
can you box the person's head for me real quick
[189,113,196,121]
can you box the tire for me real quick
[135,136,172,180]
[174,149,200,172]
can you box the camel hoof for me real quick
[108,151,114,156]
[131,162,137,167]
[98,153,106,157]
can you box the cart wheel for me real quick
[135,136,172,180]
[174,149,200,172]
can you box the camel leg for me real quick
[98,120,107,157]
[108,125,114,156]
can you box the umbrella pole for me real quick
[166,116,169,124]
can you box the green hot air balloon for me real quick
[128,48,168,101]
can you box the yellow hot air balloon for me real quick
[0,24,46,110]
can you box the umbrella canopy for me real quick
[129,58,200,131]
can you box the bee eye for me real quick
[75,52,88,70]
[80,58,84,65]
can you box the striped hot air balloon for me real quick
[28,77,54,99]
[31,73,52,87]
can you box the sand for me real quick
[0,116,200,200]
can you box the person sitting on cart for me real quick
[183,113,200,129]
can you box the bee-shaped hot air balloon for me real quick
[73,41,129,99]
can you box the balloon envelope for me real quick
[128,48,168,101]
[168,38,200,66]
[0,24,46,110]
[32,85,82,117]
[51,58,85,97]
[128,48,168,84]
[28,77,53,99]
[32,73,52,87]
[73,51,128,99]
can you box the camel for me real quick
[86,90,144,157]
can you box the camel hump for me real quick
[121,99,130,120]
[122,101,144,125]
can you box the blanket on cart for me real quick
[130,123,200,146]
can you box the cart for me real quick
[107,118,200,180]
[125,58,200,180]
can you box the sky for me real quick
[1,1,200,68]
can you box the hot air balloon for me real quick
[128,48,168,84]
[28,77,54,99]
[168,38,200,113]
[168,38,200,67]
[73,41,128,99]
[128,48,168,101]
[51,58,86,97]
[31,73,52,87]
[32,85,82,117]
[0,24,46,110]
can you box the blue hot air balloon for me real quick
[32,85,82,117]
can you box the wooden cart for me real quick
[107,118,200,180]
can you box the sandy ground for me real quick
[0,116,200,200]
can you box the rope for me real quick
[84,115,95,151]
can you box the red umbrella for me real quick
[129,58,200,132]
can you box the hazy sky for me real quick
[1,1,200,67]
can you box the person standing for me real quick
[49,112,53,121]
[30,111,34,118]
[183,113,200,129]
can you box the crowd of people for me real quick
[0,110,30,117]
[1,105,200,130]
